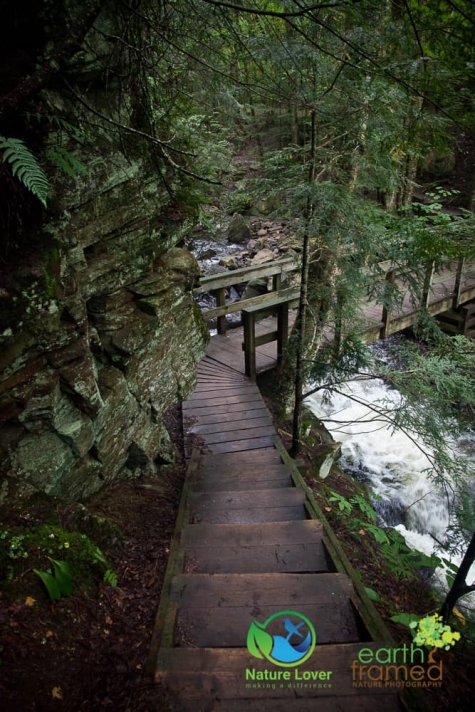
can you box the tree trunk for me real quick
[440,529,475,622]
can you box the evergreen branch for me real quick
[63,80,221,185]
[200,0,359,18]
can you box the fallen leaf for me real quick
[358,529,366,536]
[45,630,54,638]
[25,596,36,607]
[105,616,113,626]
[51,687,63,700]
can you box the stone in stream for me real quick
[227,213,251,244]
[251,248,274,265]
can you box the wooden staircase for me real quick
[148,357,406,711]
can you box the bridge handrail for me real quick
[193,255,298,294]
[196,250,472,338]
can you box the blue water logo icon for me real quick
[246,610,317,667]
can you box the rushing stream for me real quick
[304,339,475,611]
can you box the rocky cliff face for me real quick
[0,3,208,504]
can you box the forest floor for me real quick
[0,406,184,712]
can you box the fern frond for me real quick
[0,135,49,207]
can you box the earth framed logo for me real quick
[246,610,317,667]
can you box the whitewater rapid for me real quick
[305,372,475,610]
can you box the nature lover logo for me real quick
[246,610,317,667]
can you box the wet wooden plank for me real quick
[193,381,248,391]
[207,436,278,453]
[156,643,402,698]
[176,599,359,646]
[188,386,258,401]
[192,477,293,492]
[196,463,291,480]
[183,393,264,411]
[183,541,328,574]
[200,448,281,466]
[170,572,353,607]
[189,488,305,509]
[182,521,324,548]
[191,505,307,524]
[200,425,277,445]
[189,416,273,435]
[184,408,269,427]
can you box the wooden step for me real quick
[193,381,247,391]
[183,521,327,572]
[189,415,273,435]
[189,488,305,508]
[184,407,270,427]
[187,386,259,401]
[170,572,353,608]
[183,541,328,575]
[175,599,360,647]
[198,425,277,446]
[182,521,324,548]
[189,488,306,522]
[183,393,264,410]
[184,402,266,418]
[206,437,278,454]
[196,464,291,480]
[200,448,281,466]
[192,477,293,492]
[155,644,402,700]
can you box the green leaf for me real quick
[34,569,61,602]
[247,620,274,660]
[48,558,72,596]
[390,613,420,628]
[364,587,381,602]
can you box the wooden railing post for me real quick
[422,260,435,308]
[272,273,282,292]
[242,311,256,380]
[276,302,289,364]
[380,269,395,339]
[215,287,226,335]
[453,257,465,309]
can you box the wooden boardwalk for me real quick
[206,260,475,376]
[149,356,408,711]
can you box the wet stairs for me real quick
[149,356,405,711]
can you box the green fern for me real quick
[0,135,49,207]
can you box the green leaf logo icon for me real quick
[247,620,274,660]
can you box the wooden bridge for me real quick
[196,255,475,378]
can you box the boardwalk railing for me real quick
[194,255,299,334]
[195,254,475,376]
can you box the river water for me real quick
[304,338,475,611]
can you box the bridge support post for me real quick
[422,261,435,308]
[215,288,227,335]
[453,258,465,309]
[380,269,395,339]
[276,302,289,364]
[242,311,256,380]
